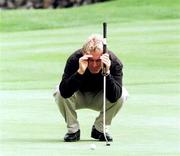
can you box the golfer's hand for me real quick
[77,55,92,75]
[100,53,111,74]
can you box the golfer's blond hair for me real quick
[82,34,103,54]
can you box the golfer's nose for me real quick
[92,61,98,67]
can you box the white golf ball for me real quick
[90,144,96,150]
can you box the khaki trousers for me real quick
[53,86,128,133]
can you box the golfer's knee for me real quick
[115,98,123,109]
[53,85,62,104]
[120,87,129,103]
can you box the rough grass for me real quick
[0,0,180,32]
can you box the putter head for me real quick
[106,143,110,146]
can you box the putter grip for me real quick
[103,22,107,54]
[103,22,107,75]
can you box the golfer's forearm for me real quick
[59,72,83,98]
[106,75,122,102]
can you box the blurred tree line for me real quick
[0,0,107,9]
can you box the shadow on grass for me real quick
[3,138,63,143]
[3,138,97,144]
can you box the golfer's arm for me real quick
[106,62,123,102]
[60,72,83,98]
[106,74,122,103]
[59,58,83,98]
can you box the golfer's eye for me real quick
[88,59,101,63]
[96,59,101,63]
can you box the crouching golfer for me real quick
[53,34,128,142]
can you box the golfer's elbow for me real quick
[60,92,71,98]
[59,85,72,98]
[107,89,122,103]
[107,96,121,103]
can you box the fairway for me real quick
[0,0,180,155]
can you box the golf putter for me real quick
[103,22,110,146]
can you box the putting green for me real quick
[0,0,180,155]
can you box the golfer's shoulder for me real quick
[67,49,83,63]
[108,50,123,67]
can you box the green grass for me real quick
[0,0,180,155]
[1,0,180,32]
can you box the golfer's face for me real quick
[88,50,102,74]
